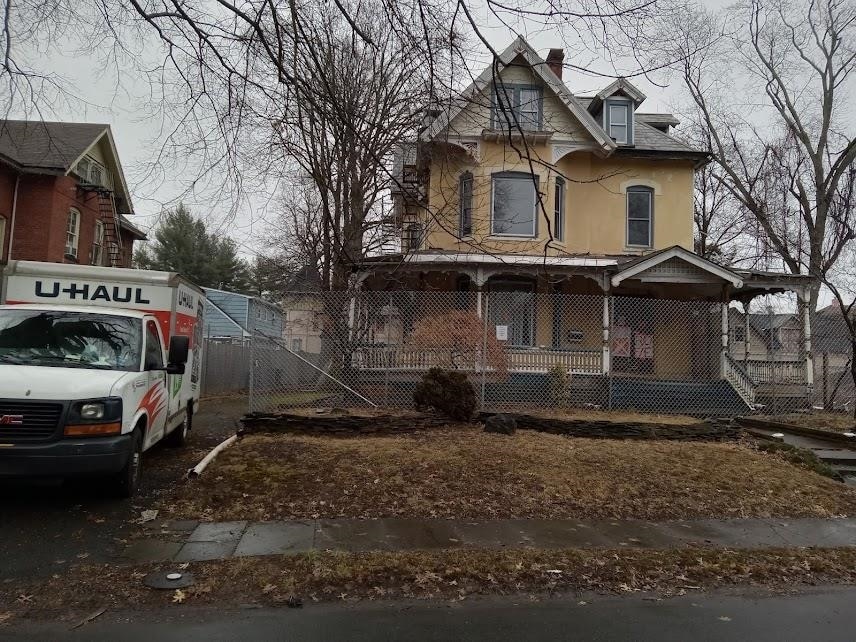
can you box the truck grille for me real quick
[0,401,63,441]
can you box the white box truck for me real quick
[0,261,205,496]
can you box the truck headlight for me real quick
[80,403,106,420]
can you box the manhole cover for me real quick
[143,570,195,590]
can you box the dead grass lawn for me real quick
[770,412,856,433]
[161,426,856,521]
[5,547,856,620]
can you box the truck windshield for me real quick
[0,310,142,371]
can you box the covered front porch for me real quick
[350,247,815,413]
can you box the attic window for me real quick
[605,99,633,145]
[492,85,543,131]
[75,155,107,187]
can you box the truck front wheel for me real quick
[113,429,143,498]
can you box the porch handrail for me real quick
[724,353,756,407]
[744,359,807,385]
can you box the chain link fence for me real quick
[241,290,854,417]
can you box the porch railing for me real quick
[723,353,756,407]
[745,359,807,385]
[506,348,602,374]
[352,345,602,374]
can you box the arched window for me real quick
[554,177,565,242]
[459,171,473,237]
[626,186,653,247]
[65,208,81,258]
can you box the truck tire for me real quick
[114,429,143,498]
[165,407,191,448]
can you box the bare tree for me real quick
[662,0,856,313]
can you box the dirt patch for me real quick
[158,428,856,522]
[4,547,856,621]
[769,412,856,434]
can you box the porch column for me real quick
[474,267,487,319]
[720,301,729,378]
[602,294,610,375]
[799,288,814,391]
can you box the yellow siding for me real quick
[423,142,695,256]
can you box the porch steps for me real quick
[609,378,750,416]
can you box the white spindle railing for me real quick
[745,359,807,385]
[353,346,602,374]
[723,354,756,407]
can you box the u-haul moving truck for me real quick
[0,261,205,496]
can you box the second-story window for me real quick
[554,177,565,242]
[92,220,105,265]
[605,99,632,145]
[491,172,537,237]
[459,171,473,237]
[627,186,653,247]
[492,85,543,131]
[65,208,80,258]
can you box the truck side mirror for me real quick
[168,335,190,367]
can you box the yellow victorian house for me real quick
[353,36,813,414]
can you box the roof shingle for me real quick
[0,120,108,172]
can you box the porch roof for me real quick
[355,248,813,298]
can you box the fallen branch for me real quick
[188,434,239,478]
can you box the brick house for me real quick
[0,120,146,268]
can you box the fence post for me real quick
[480,291,488,410]
[769,305,777,414]
[385,293,391,406]
[607,294,614,411]
[823,352,829,410]
[248,335,255,413]
[720,301,729,378]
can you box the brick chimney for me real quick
[546,48,564,79]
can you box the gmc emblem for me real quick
[0,415,24,425]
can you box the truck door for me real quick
[141,318,169,447]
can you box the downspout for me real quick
[6,173,20,261]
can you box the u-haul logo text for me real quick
[34,280,151,304]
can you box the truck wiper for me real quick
[0,354,26,364]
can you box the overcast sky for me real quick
[13,0,732,259]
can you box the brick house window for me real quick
[65,208,81,258]
[92,220,105,265]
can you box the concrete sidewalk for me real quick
[123,516,856,563]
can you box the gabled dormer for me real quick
[586,78,646,146]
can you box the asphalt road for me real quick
[0,397,244,581]
[8,586,856,641]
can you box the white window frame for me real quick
[605,99,633,145]
[554,177,565,242]
[490,172,538,238]
[459,171,473,238]
[626,186,653,248]
[92,220,105,265]
[0,215,6,260]
[65,208,81,258]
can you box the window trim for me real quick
[490,171,539,238]
[604,98,633,145]
[0,215,6,260]
[554,177,565,243]
[626,185,654,248]
[491,84,544,131]
[459,171,473,238]
[65,208,81,258]
[92,220,105,266]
